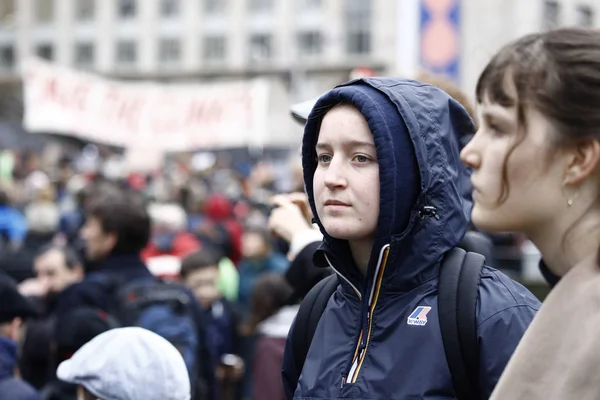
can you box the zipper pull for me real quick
[419,205,440,220]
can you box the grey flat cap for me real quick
[57,327,191,400]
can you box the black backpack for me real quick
[91,275,200,378]
[290,232,491,400]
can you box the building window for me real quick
[248,0,273,13]
[576,4,594,27]
[347,32,370,55]
[203,35,226,61]
[249,34,272,62]
[118,0,136,19]
[35,0,54,23]
[161,0,179,17]
[0,1,15,27]
[205,0,226,14]
[76,0,95,21]
[0,45,13,69]
[345,0,371,55]
[297,31,322,56]
[36,44,54,60]
[159,38,181,65]
[116,40,137,65]
[75,43,94,67]
[298,0,322,9]
[543,1,561,30]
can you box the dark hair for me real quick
[476,28,600,204]
[243,224,273,250]
[180,246,221,279]
[246,273,293,334]
[86,183,151,254]
[36,244,82,270]
[0,189,9,207]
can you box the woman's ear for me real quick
[563,139,600,185]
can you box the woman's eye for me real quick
[317,154,332,163]
[489,123,505,135]
[354,155,370,163]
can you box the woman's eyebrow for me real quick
[315,140,376,150]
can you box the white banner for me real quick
[22,58,292,151]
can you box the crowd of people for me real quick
[0,26,599,400]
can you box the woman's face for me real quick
[460,95,569,235]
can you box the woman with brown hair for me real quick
[247,273,295,400]
[461,27,600,399]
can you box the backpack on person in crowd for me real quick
[290,231,491,400]
[93,275,199,377]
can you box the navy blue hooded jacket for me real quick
[0,336,40,400]
[281,78,540,399]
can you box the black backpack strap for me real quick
[438,247,485,400]
[291,274,339,379]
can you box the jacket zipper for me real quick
[338,205,438,386]
[324,253,362,299]
[334,244,390,386]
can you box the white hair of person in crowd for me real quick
[147,203,188,232]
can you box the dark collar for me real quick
[539,259,561,288]
[99,253,147,272]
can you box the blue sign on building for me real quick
[420,0,461,83]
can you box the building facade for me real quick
[0,0,597,103]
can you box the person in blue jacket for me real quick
[281,77,541,399]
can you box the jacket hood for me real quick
[302,78,474,292]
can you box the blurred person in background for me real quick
[40,308,116,400]
[1,187,59,283]
[181,248,244,400]
[237,225,289,311]
[141,203,201,278]
[0,187,26,252]
[192,193,243,266]
[0,275,40,400]
[57,176,90,248]
[56,327,190,400]
[246,274,295,400]
[55,183,152,313]
[18,246,84,390]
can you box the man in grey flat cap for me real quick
[57,327,191,400]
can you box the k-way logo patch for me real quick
[407,306,432,326]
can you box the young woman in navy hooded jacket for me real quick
[281,77,540,400]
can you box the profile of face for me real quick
[460,95,571,234]
[34,249,83,296]
[184,266,221,309]
[80,216,116,261]
[313,104,380,242]
[0,317,25,345]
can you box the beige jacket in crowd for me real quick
[490,252,600,400]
